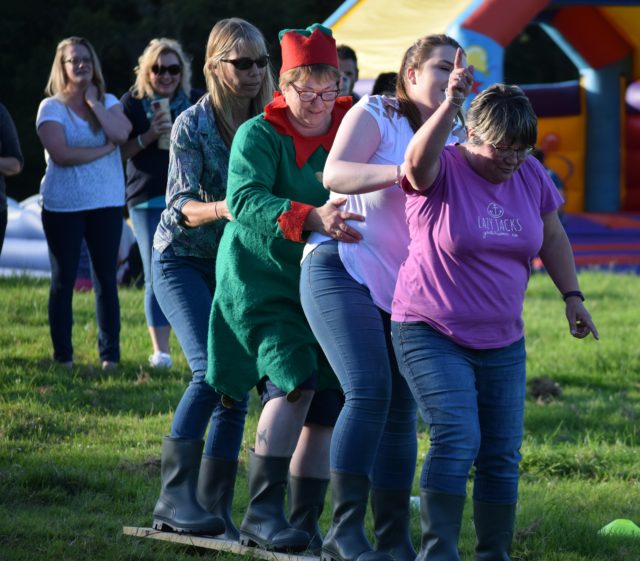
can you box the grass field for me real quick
[0,272,639,561]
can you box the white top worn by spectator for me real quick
[36,94,125,212]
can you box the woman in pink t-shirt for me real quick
[391,55,598,561]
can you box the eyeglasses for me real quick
[489,143,534,159]
[291,84,339,103]
[63,57,93,66]
[220,56,270,70]
[151,64,182,76]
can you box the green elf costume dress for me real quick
[205,26,351,403]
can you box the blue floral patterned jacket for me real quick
[153,95,230,258]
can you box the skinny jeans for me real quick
[300,241,417,489]
[152,245,247,458]
[41,206,122,363]
[391,320,526,503]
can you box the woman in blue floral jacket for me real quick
[150,18,275,537]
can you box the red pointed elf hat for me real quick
[279,24,338,75]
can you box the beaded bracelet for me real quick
[562,290,585,302]
[136,134,146,149]
[446,95,466,108]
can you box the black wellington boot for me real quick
[473,501,517,561]
[288,475,329,554]
[152,437,225,535]
[321,472,393,561]
[370,487,417,561]
[197,455,240,541]
[415,489,466,561]
[238,450,310,552]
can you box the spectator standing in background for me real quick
[36,36,131,370]
[121,38,201,369]
[0,102,24,253]
[337,45,360,102]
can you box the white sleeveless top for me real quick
[304,94,462,313]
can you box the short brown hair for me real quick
[466,84,537,148]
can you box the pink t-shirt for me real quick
[391,145,563,349]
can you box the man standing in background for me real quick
[337,45,360,102]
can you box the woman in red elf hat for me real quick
[205,24,362,553]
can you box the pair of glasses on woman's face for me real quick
[220,56,270,70]
[151,64,182,76]
[489,143,534,159]
[291,84,339,103]
[64,57,93,66]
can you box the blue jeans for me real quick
[41,207,122,363]
[129,206,169,328]
[152,245,247,458]
[391,321,526,504]
[300,241,417,489]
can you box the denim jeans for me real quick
[129,206,169,328]
[41,207,122,363]
[391,320,526,503]
[151,245,247,458]
[300,241,417,489]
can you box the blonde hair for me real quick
[45,36,106,131]
[45,36,105,99]
[279,64,341,91]
[131,38,192,100]
[466,84,537,147]
[204,18,275,146]
[396,34,463,132]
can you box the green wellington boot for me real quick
[321,472,393,561]
[473,501,517,561]
[288,475,329,554]
[152,437,225,535]
[370,487,417,561]
[197,455,240,541]
[238,450,310,552]
[416,489,466,561]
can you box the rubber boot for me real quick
[197,455,240,541]
[238,450,310,552]
[370,487,417,561]
[152,437,225,535]
[416,489,466,561]
[473,501,517,561]
[321,472,393,561]
[288,475,329,554]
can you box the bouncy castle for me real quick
[326,0,640,213]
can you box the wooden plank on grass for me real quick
[122,526,320,561]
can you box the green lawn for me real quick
[0,272,639,560]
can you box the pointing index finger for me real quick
[454,47,464,70]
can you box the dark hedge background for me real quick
[1,3,577,202]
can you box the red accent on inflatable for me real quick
[540,133,560,152]
[553,7,632,69]
[462,0,550,47]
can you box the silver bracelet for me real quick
[136,134,146,149]
[446,95,466,108]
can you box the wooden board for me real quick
[122,526,320,561]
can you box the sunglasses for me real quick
[220,56,269,70]
[151,64,182,76]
